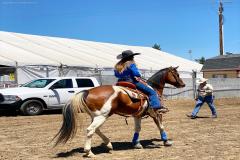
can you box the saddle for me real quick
[116,81,149,117]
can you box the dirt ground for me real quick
[0,98,239,160]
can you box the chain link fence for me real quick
[0,67,239,99]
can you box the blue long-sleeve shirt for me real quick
[114,63,141,83]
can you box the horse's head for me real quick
[165,66,185,88]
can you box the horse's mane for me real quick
[147,67,170,88]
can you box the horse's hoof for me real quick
[106,142,113,150]
[164,140,173,146]
[133,142,143,149]
[83,150,95,158]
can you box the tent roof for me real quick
[0,31,202,72]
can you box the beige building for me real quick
[202,54,240,78]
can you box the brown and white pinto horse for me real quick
[54,66,185,157]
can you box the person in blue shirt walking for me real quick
[187,78,217,119]
[114,50,168,113]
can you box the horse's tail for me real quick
[53,90,88,146]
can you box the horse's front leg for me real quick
[153,114,173,146]
[132,117,143,149]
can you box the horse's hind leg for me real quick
[84,115,107,157]
[132,117,143,149]
[153,114,172,146]
[96,128,113,151]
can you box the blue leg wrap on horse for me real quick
[132,132,139,145]
[161,131,168,141]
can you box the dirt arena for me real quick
[0,98,239,160]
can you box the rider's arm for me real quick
[114,70,121,78]
[129,63,141,77]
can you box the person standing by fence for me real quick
[187,78,217,119]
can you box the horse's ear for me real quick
[174,66,179,70]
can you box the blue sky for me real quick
[0,0,240,60]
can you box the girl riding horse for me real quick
[114,50,168,114]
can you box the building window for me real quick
[212,74,227,78]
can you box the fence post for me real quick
[94,66,103,85]
[192,70,197,99]
[98,69,103,85]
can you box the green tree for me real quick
[195,56,206,64]
[152,43,161,50]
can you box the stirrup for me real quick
[155,107,169,114]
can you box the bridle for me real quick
[168,68,182,87]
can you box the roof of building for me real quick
[0,31,202,72]
[202,54,240,71]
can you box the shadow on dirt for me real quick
[55,145,110,158]
[0,110,19,117]
[194,116,211,118]
[55,138,168,158]
[0,109,62,117]
[186,114,212,119]
[55,148,84,158]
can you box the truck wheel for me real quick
[20,100,43,116]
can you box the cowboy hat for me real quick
[196,78,208,84]
[116,50,140,59]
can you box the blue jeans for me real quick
[134,82,161,109]
[192,95,217,117]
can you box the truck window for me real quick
[51,79,73,89]
[76,79,94,87]
[22,79,55,88]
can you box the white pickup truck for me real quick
[0,77,100,116]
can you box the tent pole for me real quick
[58,64,63,77]
[14,61,18,86]
[46,66,49,77]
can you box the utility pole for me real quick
[219,0,224,55]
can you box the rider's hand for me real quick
[135,77,148,86]
[135,76,141,81]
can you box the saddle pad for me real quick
[117,86,146,100]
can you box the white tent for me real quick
[0,31,202,84]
